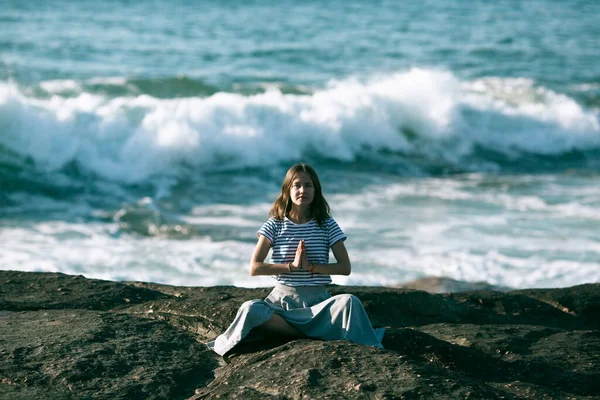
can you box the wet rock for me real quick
[1,271,599,399]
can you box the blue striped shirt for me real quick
[257,217,347,286]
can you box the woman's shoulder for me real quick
[322,216,345,232]
[322,216,337,225]
[257,217,284,241]
[314,216,338,231]
[259,217,281,229]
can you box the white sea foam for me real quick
[39,79,82,94]
[1,182,598,289]
[180,216,259,228]
[323,174,600,289]
[87,77,128,86]
[1,69,599,183]
[0,222,273,287]
[463,77,599,153]
[332,176,600,222]
[38,77,129,95]
[2,73,599,290]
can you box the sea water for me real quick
[1,0,599,288]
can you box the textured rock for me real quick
[1,271,599,399]
[0,271,169,311]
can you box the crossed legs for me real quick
[256,312,304,338]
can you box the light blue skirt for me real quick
[207,284,384,356]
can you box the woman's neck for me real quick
[287,207,311,224]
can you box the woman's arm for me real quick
[312,240,351,276]
[249,235,306,276]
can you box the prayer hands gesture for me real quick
[291,240,308,271]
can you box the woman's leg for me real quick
[327,294,383,347]
[209,299,276,355]
[256,313,304,337]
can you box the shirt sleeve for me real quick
[327,218,347,247]
[257,218,277,244]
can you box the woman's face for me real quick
[289,171,314,208]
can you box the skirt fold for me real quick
[207,284,383,356]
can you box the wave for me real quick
[32,76,313,99]
[35,76,220,99]
[1,69,599,188]
[571,82,600,110]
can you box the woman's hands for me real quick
[249,236,312,276]
[250,235,351,277]
[290,240,308,271]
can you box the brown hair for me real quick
[269,163,331,227]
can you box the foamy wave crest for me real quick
[463,77,600,154]
[1,69,598,183]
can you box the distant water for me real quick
[1,0,599,289]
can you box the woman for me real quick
[207,163,383,356]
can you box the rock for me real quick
[0,271,169,311]
[0,309,217,399]
[397,276,511,293]
[1,271,599,399]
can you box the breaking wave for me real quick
[1,69,598,190]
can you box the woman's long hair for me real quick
[269,163,331,227]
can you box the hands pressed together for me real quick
[290,240,310,271]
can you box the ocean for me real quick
[1,0,598,289]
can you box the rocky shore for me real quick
[1,271,598,399]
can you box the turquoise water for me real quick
[1,0,599,288]
[3,0,600,89]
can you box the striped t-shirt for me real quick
[257,216,347,286]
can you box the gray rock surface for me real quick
[1,271,598,399]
